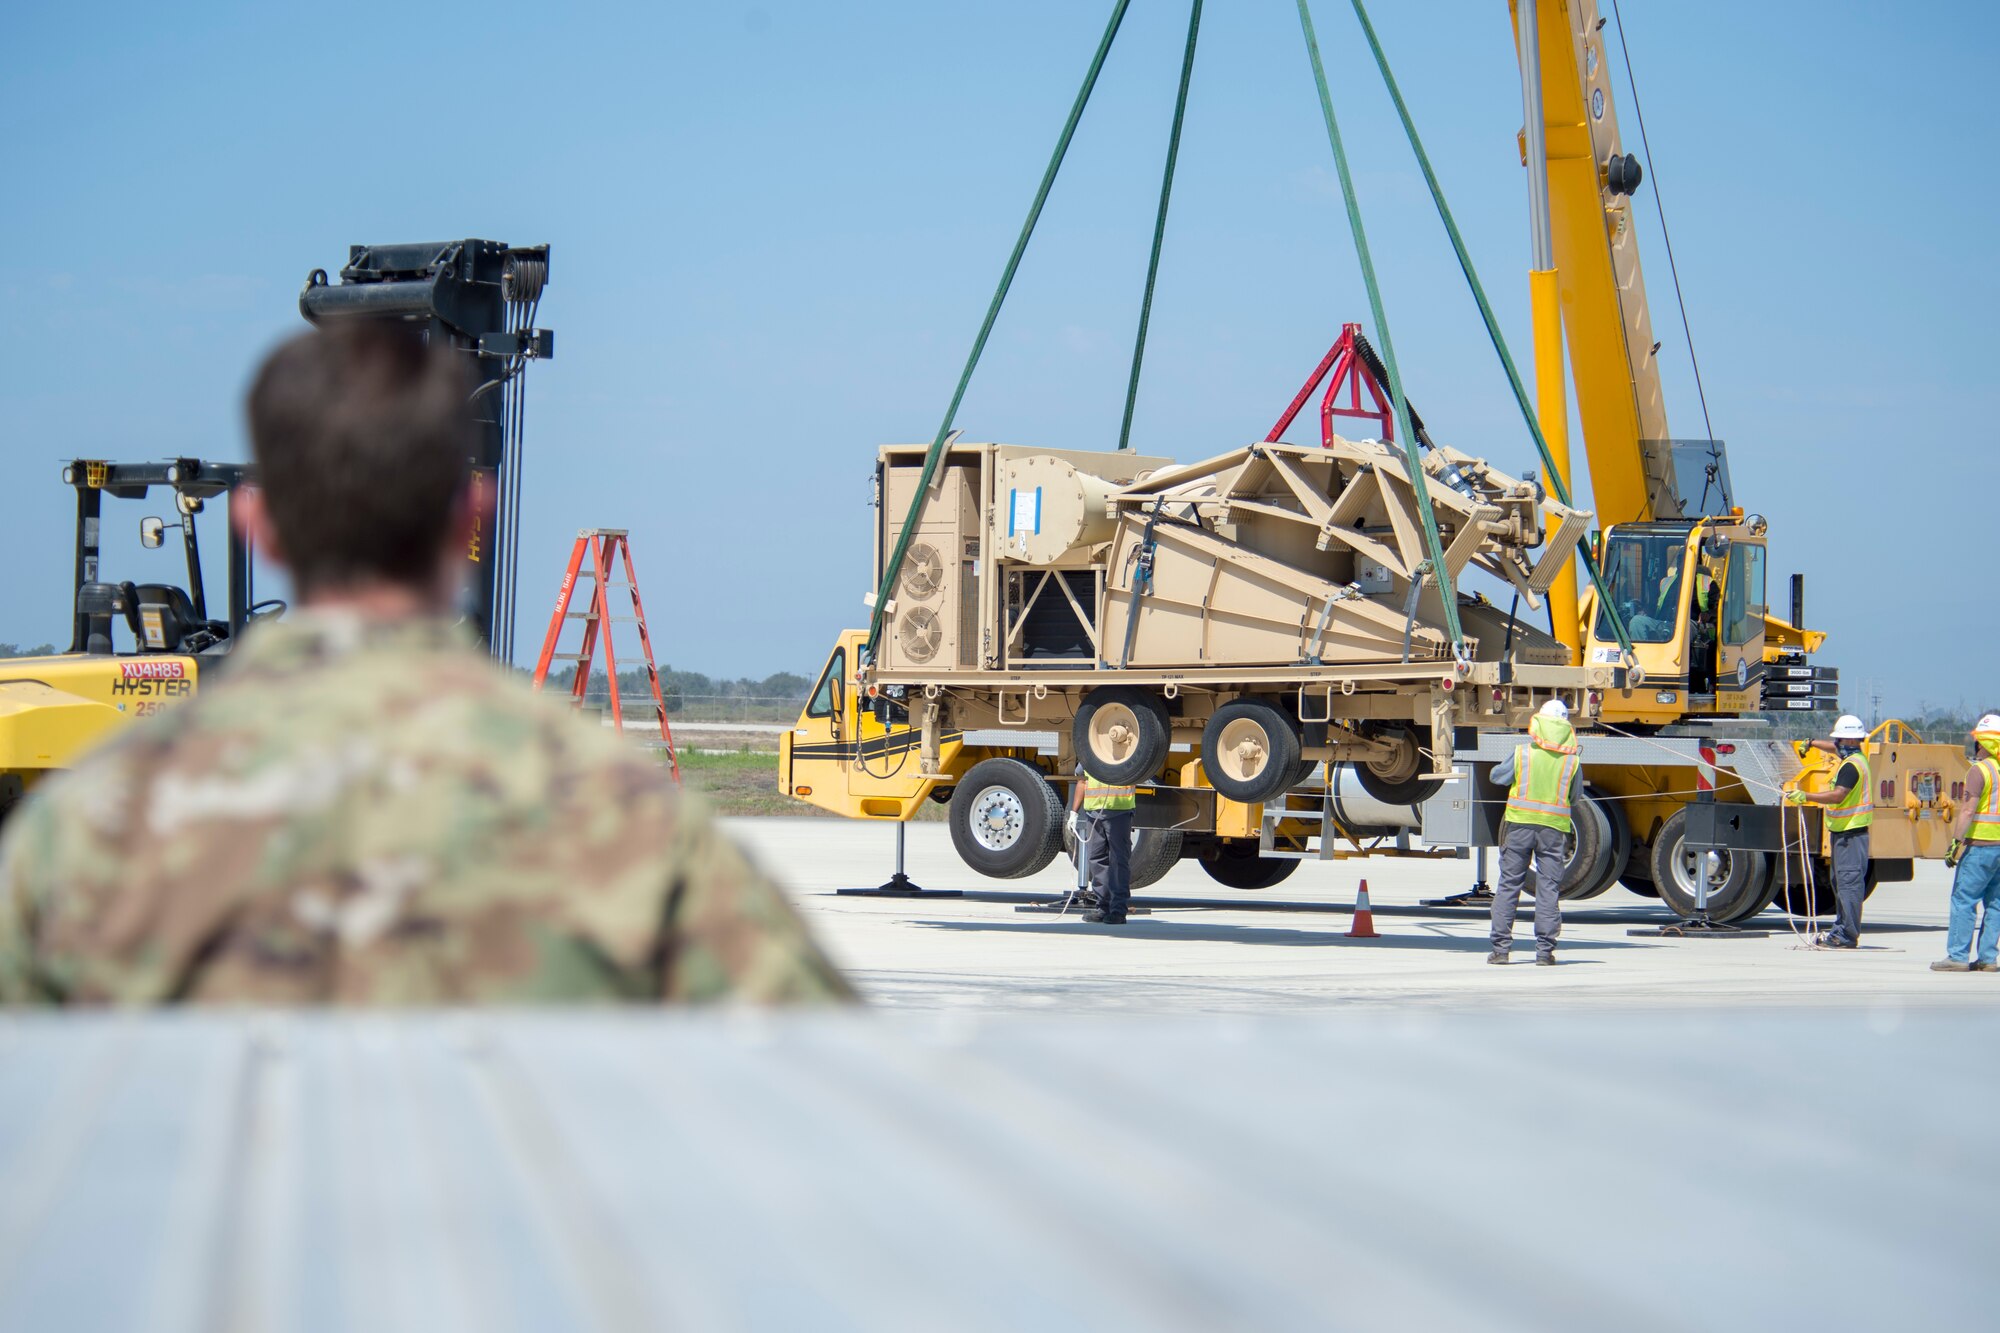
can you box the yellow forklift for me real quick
[0,458,280,822]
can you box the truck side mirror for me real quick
[139,517,165,549]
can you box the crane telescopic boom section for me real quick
[1510,0,1676,528]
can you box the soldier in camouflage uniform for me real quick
[0,323,850,1006]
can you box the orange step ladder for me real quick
[531,528,680,782]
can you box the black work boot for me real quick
[1083,907,1128,925]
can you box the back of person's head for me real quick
[246,322,476,596]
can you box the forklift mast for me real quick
[299,239,553,659]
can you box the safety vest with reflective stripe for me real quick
[1969,758,2000,843]
[1505,745,1580,833]
[1827,749,1873,834]
[1082,777,1136,812]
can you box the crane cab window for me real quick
[1721,544,1765,645]
[1595,531,1689,644]
[806,648,845,719]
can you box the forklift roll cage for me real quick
[64,458,258,655]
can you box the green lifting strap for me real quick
[1294,0,1465,655]
[1347,0,1635,658]
[865,0,1133,662]
[1117,0,1203,453]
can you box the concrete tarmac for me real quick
[727,816,1989,1013]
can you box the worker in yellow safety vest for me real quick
[1487,699,1583,966]
[1069,764,1136,925]
[1932,714,2000,972]
[1786,714,1873,949]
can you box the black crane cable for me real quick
[1607,0,1721,482]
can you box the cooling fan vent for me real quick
[901,542,944,601]
[898,606,943,663]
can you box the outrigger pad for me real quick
[1014,896,1152,916]
[837,873,963,899]
[1627,919,1773,939]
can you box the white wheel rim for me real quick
[1215,716,1272,784]
[1088,703,1140,766]
[1671,838,1732,896]
[969,785,1026,852]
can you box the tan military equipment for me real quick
[787,433,1616,886]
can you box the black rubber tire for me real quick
[1073,687,1171,786]
[1353,738,1446,807]
[1721,852,1780,923]
[1648,806,1769,920]
[1569,789,1631,900]
[1061,822,1184,891]
[1557,792,1612,900]
[1618,842,1660,896]
[1129,829,1185,890]
[1199,849,1301,891]
[948,758,1064,880]
[1201,699,1302,805]
[1286,758,1318,792]
[1773,856,1879,917]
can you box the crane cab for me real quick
[1586,516,1768,725]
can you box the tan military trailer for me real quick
[783,435,1621,887]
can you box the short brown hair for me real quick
[246,323,476,593]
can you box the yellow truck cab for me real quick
[782,629,968,823]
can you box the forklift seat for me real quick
[131,584,199,653]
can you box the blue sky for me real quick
[5,1,1995,715]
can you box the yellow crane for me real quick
[1505,0,1959,917]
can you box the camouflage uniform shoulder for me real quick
[0,611,852,1006]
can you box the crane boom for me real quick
[1511,0,1678,527]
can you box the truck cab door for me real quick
[1715,539,1767,706]
[782,635,854,809]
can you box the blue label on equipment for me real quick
[1009,487,1042,537]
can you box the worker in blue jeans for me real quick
[1934,715,2000,972]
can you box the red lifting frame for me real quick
[1264,321,1395,447]
[531,529,680,782]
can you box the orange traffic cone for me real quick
[1347,878,1380,939]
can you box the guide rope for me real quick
[865,0,1133,662]
[1117,0,1202,453]
[1295,0,1464,656]
[1347,0,1634,660]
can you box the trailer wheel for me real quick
[1129,829,1185,890]
[1354,726,1444,805]
[1201,699,1302,805]
[1061,822,1185,891]
[1773,857,1879,917]
[1648,807,1769,920]
[1074,687,1171,785]
[1722,852,1780,923]
[948,758,1064,880]
[1619,848,1661,899]
[1199,848,1301,890]
[1567,788,1631,900]
[1557,793,1611,900]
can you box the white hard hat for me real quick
[1977,714,2000,735]
[1830,714,1867,740]
[1538,699,1569,720]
